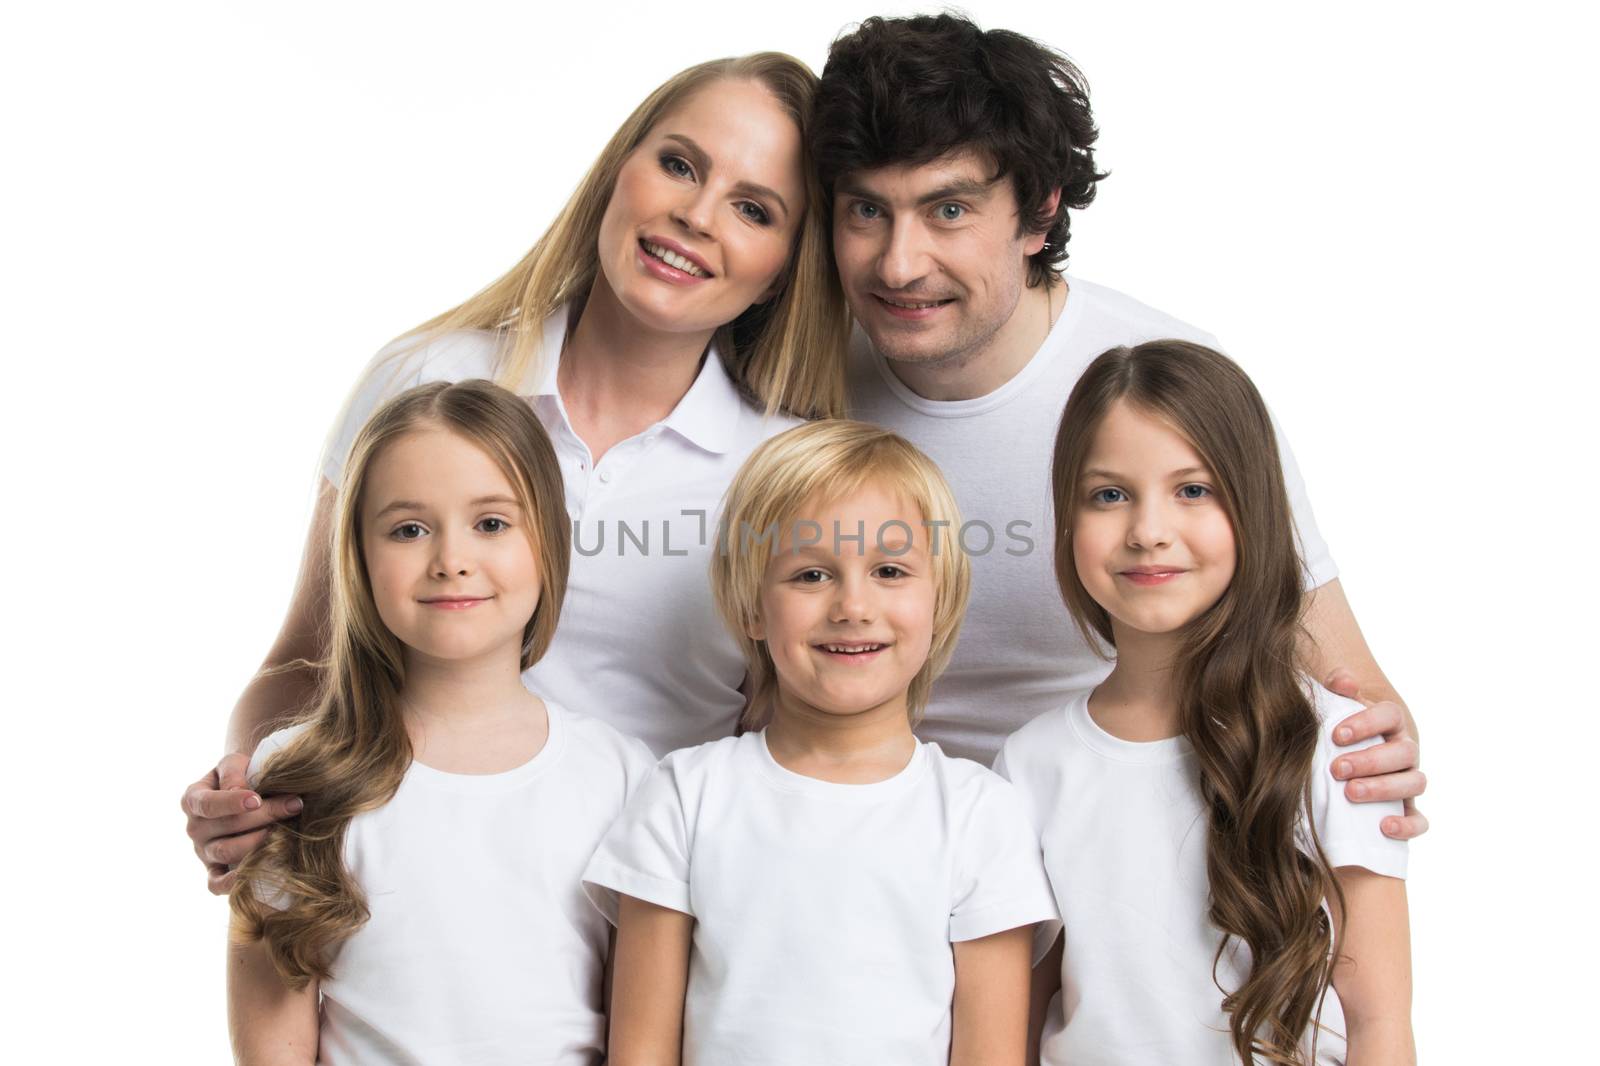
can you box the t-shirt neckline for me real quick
[866,274,1086,420]
[1067,689,1193,765]
[406,698,568,794]
[753,728,928,800]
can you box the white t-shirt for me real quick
[846,276,1339,766]
[324,309,802,756]
[246,702,656,1066]
[995,685,1408,1066]
[581,731,1060,1066]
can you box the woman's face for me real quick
[595,77,805,336]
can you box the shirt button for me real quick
[598,469,612,484]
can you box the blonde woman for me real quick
[185,52,849,893]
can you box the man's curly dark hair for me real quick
[812,13,1107,287]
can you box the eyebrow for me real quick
[834,175,999,208]
[663,133,791,220]
[1082,466,1209,482]
[371,494,521,519]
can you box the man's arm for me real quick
[1300,579,1428,839]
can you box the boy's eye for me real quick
[476,517,509,534]
[794,568,828,584]
[875,564,907,579]
[1090,487,1126,505]
[1178,484,1212,500]
[391,521,427,541]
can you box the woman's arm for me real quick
[183,480,334,893]
[607,895,693,1066]
[1025,930,1064,1066]
[227,933,319,1065]
[1328,867,1414,1065]
[950,925,1035,1066]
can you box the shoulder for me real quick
[246,721,314,786]
[657,733,749,782]
[1307,682,1367,744]
[551,703,657,778]
[925,743,1030,816]
[364,328,505,389]
[1063,275,1221,350]
[995,702,1075,780]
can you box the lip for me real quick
[638,235,714,282]
[870,292,955,321]
[1117,568,1188,587]
[811,640,893,664]
[417,595,493,610]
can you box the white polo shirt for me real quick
[324,307,801,755]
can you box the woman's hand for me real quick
[183,754,301,894]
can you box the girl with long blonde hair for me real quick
[186,52,850,889]
[1000,341,1413,1065]
[227,379,655,1064]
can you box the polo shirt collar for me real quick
[520,304,743,456]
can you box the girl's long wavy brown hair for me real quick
[1050,341,1344,1064]
[229,380,571,989]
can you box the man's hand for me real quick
[182,753,302,895]
[1324,668,1428,841]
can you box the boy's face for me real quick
[831,149,1046,371]
[749,482,936,722]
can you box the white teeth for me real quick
[882,297,944,309]
[643,241,707,277]
[822,643,883,654]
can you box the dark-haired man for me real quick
[820,14,1425,833]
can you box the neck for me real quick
[398,640,534,731]
[764,687,917,784]
[887,275,1063,402]
[1090,622,1185,742]
[559,278,712,460]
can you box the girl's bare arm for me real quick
[1329,867,1415,1065]
[227,933,319,1066]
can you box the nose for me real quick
[430,528,473,579]
[1127,500,1174,551]
[829,572,877,625]
[671,185,717,238]
[877,217,932,291]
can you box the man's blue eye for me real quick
[851,202,881,220]
[936,203,964,221]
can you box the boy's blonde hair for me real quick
[711,420,971,729]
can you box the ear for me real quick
[745,611,766,642]
[1023,186,1065,257]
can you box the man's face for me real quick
[831,150,1047,369]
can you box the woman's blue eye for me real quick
[738,201,771,225]
[1091,488,1126,504]
[936,203,965,221]
[477,517,509,534]
[392,522,427,541]
[1178,484,1211,500]
[661,154,694,179]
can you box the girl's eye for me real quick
[875,564,907,580]
[935,203,965,222]
[476,517,509,534]
[794,568,828,584]
[1178,484,1212,501]
[391,522,427,541]
[849,201,882,221]
[1091,487,1126,505]
[737,201,771,225]
[661,154,694,179]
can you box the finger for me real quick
[179,769,221,814]
[204,826,273,868]
[184,785,264,822]
[215,752,253,792]
[1322,666,1361,702]
[208,864,238,896]
[1343,768,1427,805]
[1381,806,1430,840]
[1331,737,1420,781]
[191,794,303,845]
[1330,701,1407,747]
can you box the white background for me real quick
[5,1,1594,1059]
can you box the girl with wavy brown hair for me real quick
[998,341,1413,1065]
[227,380,656,1065]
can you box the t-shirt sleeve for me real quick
[1308,690,1408,879]
[581,757,694,924]
[948,774,1061,947]
[243,726,310,911]
[1267,405,1339,591]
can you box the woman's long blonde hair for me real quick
[395,53,847,419]
[230,380,571,989]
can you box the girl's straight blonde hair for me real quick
[710,420,971,729]
[382,53,847,420]
[230,379,571,988]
